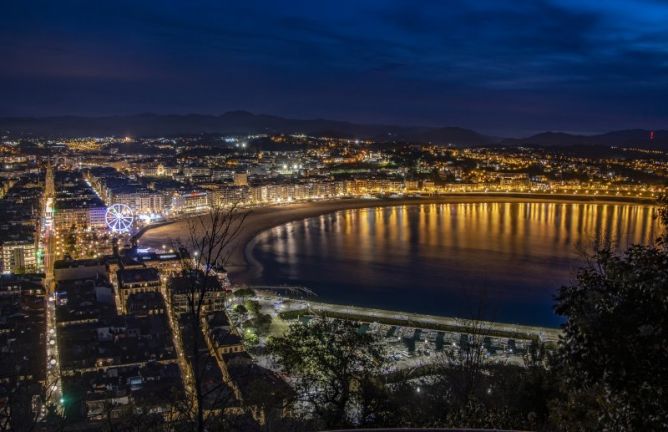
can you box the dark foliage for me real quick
[553,243,668,430]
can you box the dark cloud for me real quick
[0,0,667,135]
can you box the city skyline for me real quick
[1,134,665,430]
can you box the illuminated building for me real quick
[53,201,107,233]
[0,239,37,273]
[170,190,209,214]
[115,267,162,314]
[233,172,249,186]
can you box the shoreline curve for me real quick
[137,193,658,282]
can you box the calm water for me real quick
[250,202,659,327]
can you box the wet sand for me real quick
[138,193,655,282]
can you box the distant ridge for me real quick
[0,112,492,146]
[0,112,665,149]
[500,129,668,149]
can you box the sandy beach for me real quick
[137,193,656,282]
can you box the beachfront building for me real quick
[170,190,209,214]
[344,179,405,195]
[213,186,251,207]
[111,189,165,215]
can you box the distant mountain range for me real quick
[0,111,665,149]
[499,130,667,149]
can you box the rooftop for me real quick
[117,267,161,287]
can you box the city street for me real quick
[42,163,63,411]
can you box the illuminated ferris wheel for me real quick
[105,204,134,233]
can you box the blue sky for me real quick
[1,0,667,135]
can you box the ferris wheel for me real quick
[105,204,134,233]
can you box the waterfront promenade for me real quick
[273,296,562,342]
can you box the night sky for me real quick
[1,0,667,135]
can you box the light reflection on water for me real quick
[251,203,659,327]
